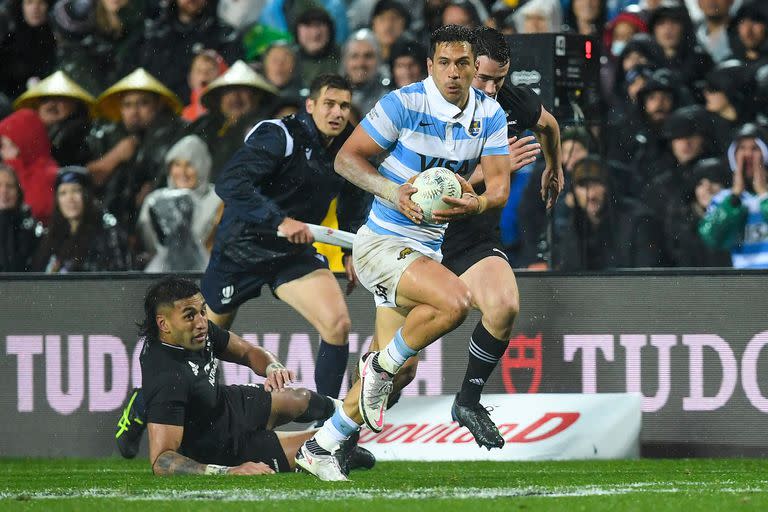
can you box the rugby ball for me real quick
[411,167,463,224]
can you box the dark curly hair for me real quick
[138,276,201,340]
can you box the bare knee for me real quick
[282,388,312,417]
[436,286,472,331]
[482,294,519,339]
[317,312,351,344]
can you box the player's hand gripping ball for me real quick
[410,167,463,224]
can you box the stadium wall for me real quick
[1,272,767,458]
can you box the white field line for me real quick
[1,483,768,501]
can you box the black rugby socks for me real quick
[457,321,508,406]
[295,391,337,423]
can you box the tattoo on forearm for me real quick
[153,450,207,475]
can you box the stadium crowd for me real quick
[0,0,767,273]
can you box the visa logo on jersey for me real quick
[419,155,471,174]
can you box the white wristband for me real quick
[205,464,230,475]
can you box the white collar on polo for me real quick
[423,75,476,131]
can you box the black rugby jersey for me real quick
[442,85,542,256]
[141,321,267,465]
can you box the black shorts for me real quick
[201,246,328,314]
[238,430,291,472]
[441,239,511,277]
[226,385,291,472]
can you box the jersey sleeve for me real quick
[499,85,542,132]
[145,369,188,426]
[360,91,405,149]
[481,105,510,157]
[208,321,231,357]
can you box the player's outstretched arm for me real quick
[219,332,295,391]
[336,125,423,223]
[149,423,275,476]
[533,107,564,209]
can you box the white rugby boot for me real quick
[295,442,348,482]
[357,352,393,433]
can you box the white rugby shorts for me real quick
[353,225,442,308]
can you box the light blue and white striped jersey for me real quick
[709,189,768,268]
[359,76,509,255]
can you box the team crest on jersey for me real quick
[221,285,234,305]
[468,119,482,137]
[397,248,414,260]
[188,361,199,376]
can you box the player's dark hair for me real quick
[309,73,352,99]
[473,26,509,66]
[139,277,201,340]
[429,24,476,60]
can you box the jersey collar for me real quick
[423,76,476,131]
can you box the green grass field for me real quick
[1,458,767,511]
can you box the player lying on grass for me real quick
[293,25,512,481]
[136,276,373,476]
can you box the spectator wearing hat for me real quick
[700,123,768,268]
[292,8,342,91]
[370,0,410,63]
[0,0,56,99]
[601,7,649,98]
[12,71,96,166]
[183,50,229,122]
[695,0,734,63]
[31,166,131,272]
[649,4,713,87]
[513,0,562,33]
[0,109,58,224]
[51,0,145,95]
[556,155,665,270]
[607,34,665,120]
[727,0,768,65]
[86,69,186,230]
[217,0,266,32]
[608,68,682,186]
[342,29,390,115]
[0,164,42,272]
[518,127,593,268]
[641,104,715,218]
[702,59,752,150]
[138,135,222,272]
[665,157,732,266]
[259,0,349,45]
[388,38,428,89]
[187,61,280,178]
[261,42,303,100]
[138,0,243,103]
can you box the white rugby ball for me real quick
[411,167,463,224]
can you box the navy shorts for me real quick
[201,246,329,314]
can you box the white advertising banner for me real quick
[358,393,641,461]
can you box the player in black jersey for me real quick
[138,276,373,476]
[369,26,564,450]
